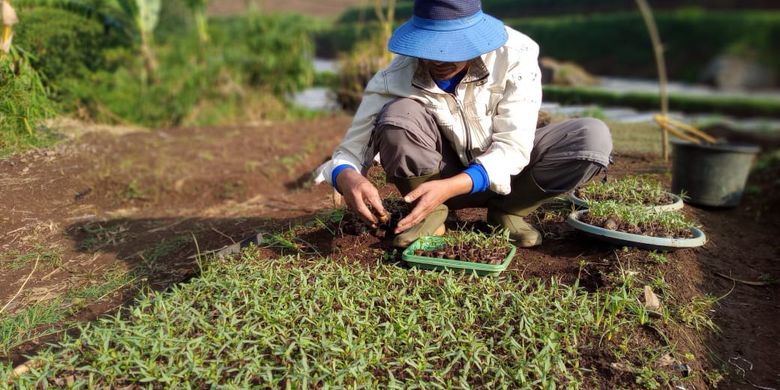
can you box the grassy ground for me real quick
[2,117,748,388]
[2,249,703,388]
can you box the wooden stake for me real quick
[636,0,670,161]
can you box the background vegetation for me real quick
[318,9,780,82]
[336,0,779,23]
[1,0,318,155]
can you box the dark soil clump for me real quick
[341,198,410,238]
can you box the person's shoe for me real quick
[390,173,448,248]
[486,209,541,247]
[486,170,551,248]
[392,204,447,248]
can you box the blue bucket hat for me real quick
[388,0,508,62]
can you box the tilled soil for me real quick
[0,118,778,389]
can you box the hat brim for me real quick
[388,13,508,62]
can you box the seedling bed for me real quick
[579,211,693,239]
[566,201,706,250]
[402,233,516,276]
[413,244,510,265]
[572,175,683,211]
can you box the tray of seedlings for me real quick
[569,175,684,212]
[567,200,706,251]
[402,230,516,276]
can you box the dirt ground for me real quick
[1,115,778,388]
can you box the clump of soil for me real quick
[341,198,410,237]
[581,212,694,239]
[414,244,510,265]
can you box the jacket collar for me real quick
[412,56,490,93]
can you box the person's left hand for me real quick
[395,174,472,234]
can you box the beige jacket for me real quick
[316,26,542,195]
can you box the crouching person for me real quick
[315,0,613,248]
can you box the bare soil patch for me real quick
[0,118,778,388]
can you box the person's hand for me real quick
[395,174,472,234]
[336,168,388,226]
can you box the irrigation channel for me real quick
[293,59,780,136]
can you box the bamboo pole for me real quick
[636,0,670,161]
[374,0,396,63]
[657,119,701,144]
[665,116,718,144]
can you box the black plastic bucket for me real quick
[671,140,760,207]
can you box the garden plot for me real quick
[1,252,716,388]
[0,118,778,388]
[571,175,683,211]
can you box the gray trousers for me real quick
[373,98,613,209]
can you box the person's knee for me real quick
[374,98,442,178]
[576,118,613,159]
[376,98,435,140]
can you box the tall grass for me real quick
[0,49,55,157]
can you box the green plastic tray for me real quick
[402,236,516,276]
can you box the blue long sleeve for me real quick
[463,163,490,194]
[331,164,356,193]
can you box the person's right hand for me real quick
[335,168,388,226]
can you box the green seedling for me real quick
[440,228,513,252]
[124,180,146,200]
[674,295,718,332]
[0,244,63,271]
[79,222,129,251]
[0,269,141,354]
[577,175,675,206]
[647,251,669,265]
[4,253,691,388]
[586,200,697,237]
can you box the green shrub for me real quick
[13,6,129,100]
[334,34,390,112]
[314,22,377,57]
[543,86,780,118]
[212,13,315,95]
[154,0,194,42]
[0,51,56,157]
[65,44,217,127]
[337,0,776,23]
[510,10,780,82]
[320,10,780,83]
[49,11,317,127]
